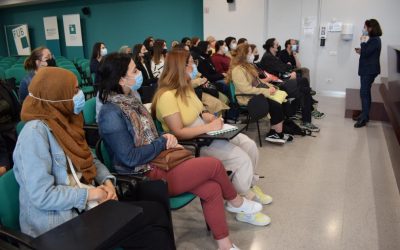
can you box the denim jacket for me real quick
[18,71,35,103]
[13,120,115,237]
[98,103,167,174]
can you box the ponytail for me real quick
[24,46,47,71]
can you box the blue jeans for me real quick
[359,74,378,121]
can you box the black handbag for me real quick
[201,83,219,98]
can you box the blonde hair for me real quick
[151,48,193,117]
[226,43,258,84]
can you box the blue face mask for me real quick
[131,72,143,91]
[190,64,198,80]
[362,29,369,36]
[72,90,85,114]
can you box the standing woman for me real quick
[90,42,107,86]
[354,19,382,128]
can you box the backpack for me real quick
[283,119,313,136]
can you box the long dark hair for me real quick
[91,42,104,60]
[225,36,236,51]
[132,44,144,65]
[215,40,225,53]
[365,19,382,37]
[197,41,209,56]
[152,39,166,65]
[98,53,132,103]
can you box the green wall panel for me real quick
[0,0,203,58]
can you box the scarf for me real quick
[21,67,96,183]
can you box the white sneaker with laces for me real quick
[226,197,262,214]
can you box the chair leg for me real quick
[245,114,250,131]
[257,120,262,147]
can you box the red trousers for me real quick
[147,157,237,240]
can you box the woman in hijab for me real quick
[12,67,174,249]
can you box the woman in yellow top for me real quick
[227,43,292,144]
[152,48,271,227]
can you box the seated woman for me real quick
[19,46,55,102]
[132,43,157,86]
[249,44,260,63]
[151,39,167,78]
[224,36,237,58]
[211,40,231,74]
[227,44,292,144]
[13,67,175,249]
[97,53,263,250]
[196,41,229,97]
[152,48,273,227]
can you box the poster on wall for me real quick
[43,16,59,40]
[4,24,31,56]
[62,14,83,46]
[43,16,61,56]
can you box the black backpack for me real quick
[283,119,313,136]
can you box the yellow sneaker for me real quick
[251,185,273,205]
[236,212,271,226]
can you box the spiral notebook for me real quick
[206,124,238,135]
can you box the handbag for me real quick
[150,147,194,171]
[202,82,219,98]
[67,156,99,210]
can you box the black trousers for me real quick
[359,74,378,120]
[268,99,284,125]
[99,201,175,250]
[281,78,312,123]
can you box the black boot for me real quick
[354,119,368,128]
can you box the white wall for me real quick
[203,0,267,57]
[203,0,400,95]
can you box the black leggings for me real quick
[268,99,284,126]
[100,201,175,250]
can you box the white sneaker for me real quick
[236,212,271,226]
[226,197,262,214]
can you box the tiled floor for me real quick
[172,96,400,250]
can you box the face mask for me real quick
[230,43,237,50]
[72,90,85,114]
[46,58,57,67]
[142,51,149,58]
[223,46,229,54]
[277,45,282,52]
[247,54,255,63]
[125,72,143,91]
[162,48,168,55]
[254,54,259,62]
[291,44,297,52]
[28,90,85,115]
[362,29,369,36]
[100,48,108,57]
[190,64,198,79]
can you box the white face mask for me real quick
[230,43,237,50]
[223,46,229,54]
[291,44,297,52]
[247,54,255,63]
[100,48,108,57]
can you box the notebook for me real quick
[207,124,238,135]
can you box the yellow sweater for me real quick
[231,66,270,106]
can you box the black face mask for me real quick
[254,54,259,62]
[162,48,168,55]
[277,45,282,53]
[46,58,57,67]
